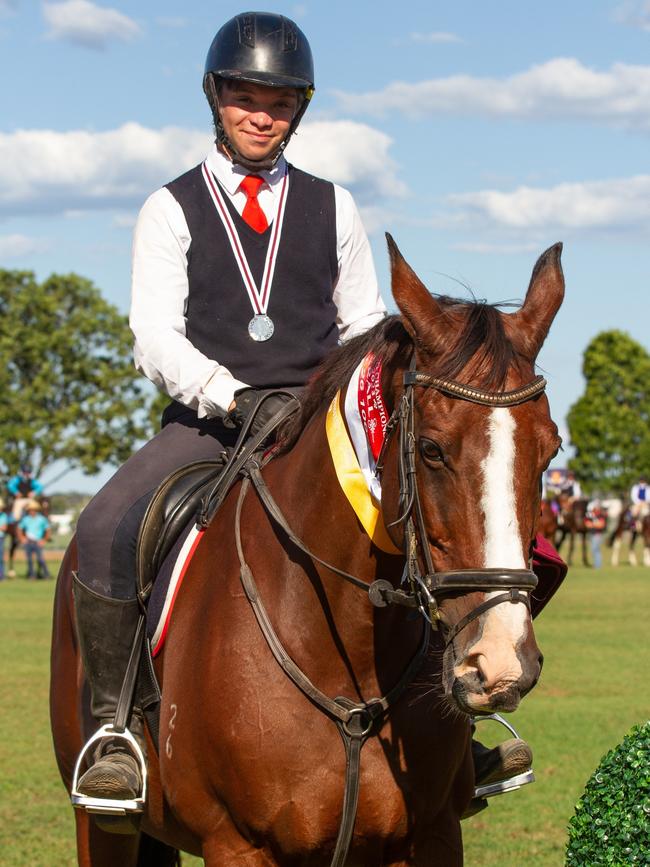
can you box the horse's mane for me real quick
[280,296,523,451]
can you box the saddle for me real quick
[135,457,226,603]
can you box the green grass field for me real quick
[0,560,647,866]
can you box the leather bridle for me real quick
[373,362,546,642]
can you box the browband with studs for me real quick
[403,372,547,407]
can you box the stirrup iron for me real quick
[71,723,147,816]
[471,712,535,799]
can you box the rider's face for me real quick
[218,81,299,162]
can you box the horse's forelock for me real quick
[418,298,523,391]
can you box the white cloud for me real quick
[614,1,650,31]
[410,31,463,44]
[356,205,395,236]
[334,58,650,132]
[285,120,406,203]
[446,175,650,232]
[111,212,137,228]
[0,121,403,221]
[0,234,48,257]
[0,124,208,215]
[43,0,140,49]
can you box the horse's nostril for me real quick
[463,653,487,685]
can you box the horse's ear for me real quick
[506,243,564,360]
[387,233,445,345]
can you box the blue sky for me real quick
[1,0,649,492]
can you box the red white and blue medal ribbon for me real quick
[201,161,289,341]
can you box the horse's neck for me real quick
[260,409,419,696]
[271,408,390,570]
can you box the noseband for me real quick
[373,364,546,644]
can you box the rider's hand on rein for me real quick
[225,388,301,438]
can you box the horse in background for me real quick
[601,497,624,527]
[51,239,565,866]
[538,499,559,544]
[608,504,650,566]
[554,497,590,566]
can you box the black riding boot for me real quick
[72,575,146,802]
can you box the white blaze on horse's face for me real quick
[480,408,525,569]
[455,406,530,700]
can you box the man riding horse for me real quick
[630,476,650,523]
[7,463,43,522]
[71,10,534,825]
[557,469,582,511]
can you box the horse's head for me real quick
[382,237,564,716]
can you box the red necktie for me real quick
[240,175,268,233]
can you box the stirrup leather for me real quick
[471,712,535,798]
[71,723,147,816]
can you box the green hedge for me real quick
[566,721,650,865]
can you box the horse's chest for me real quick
[162,675,467,853]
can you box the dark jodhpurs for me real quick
[76,412,238,600]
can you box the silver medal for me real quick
[248,314,275,342]
[202,164,289,346]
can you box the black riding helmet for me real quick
[203,11,315,170]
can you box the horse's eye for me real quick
[419,438,444,465]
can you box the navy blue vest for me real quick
[165,163,339,396]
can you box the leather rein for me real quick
[232,366,546,867]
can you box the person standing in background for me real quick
[585,499,607,568]
[17,500,51,579]
[0,498,7,581]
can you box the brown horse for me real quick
[554,497,590,566]
[609,507,650,566]
[51,239,564,866]
[538,499,559,544]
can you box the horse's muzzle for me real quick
[451,673,533,715]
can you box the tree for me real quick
[0,269,160,480]
[566,722,649,866]
[567,330,650,494]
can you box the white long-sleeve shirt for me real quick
[130,145,386,418]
